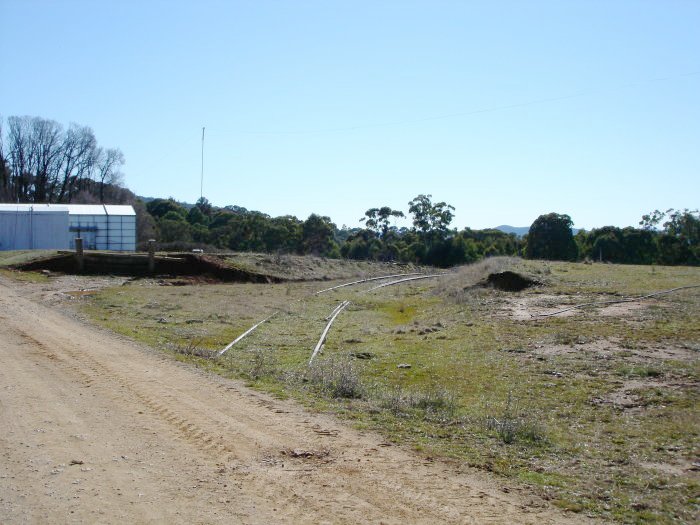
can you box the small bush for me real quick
[378,385,457,418]
[247,347,278,380]
[484,392,545,444]
[273,251,293,267]
[553,331,579,346]
[306,354,365,399]
[616,366,662,378]
[168,339,217,360]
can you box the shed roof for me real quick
[0,204,135,216]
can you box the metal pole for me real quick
[200,127,205,200]
[148,239,156,274]
[75,237,84,273]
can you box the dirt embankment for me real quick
[0,275,592,524]
[12,252,283,283]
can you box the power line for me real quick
[240,92,588,136]
[236,70,700,136]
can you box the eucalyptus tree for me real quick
[361,206,405,238]
[407,194,455,238]
[526,213,578,261]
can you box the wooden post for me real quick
[148,239,156,274]
[75,237,84,273]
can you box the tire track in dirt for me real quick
[28,331,426,522]
[1,303,331,523]
[8,320,253,462]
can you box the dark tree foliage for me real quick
[526,213,578,261]
[187,206,208,226]
[408,194,454,238]
[302,214,339,257]
[573,209,698,266]
[133,199,157,249]
[577,226,656,264]
[194,197,213,217]
[0,120,12,201]
[335,226,362,244]
[361,206,404,238]
[159,217,193,243]
[146,198,187,219]
[137,192,694,267]
[145,194,523,266]
[653,209,699,265]
[340,229,383,260]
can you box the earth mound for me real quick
[485,271,540,291]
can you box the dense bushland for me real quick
[144,196,699,267]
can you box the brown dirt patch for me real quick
[640,460,699,477]
[591,378,697,411]
[504,294,579,321]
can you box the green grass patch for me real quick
[72,258,700,524]
[0,268,50,282]
[0,249,57,267]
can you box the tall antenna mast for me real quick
[200,126,205,200]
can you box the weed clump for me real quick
[484,392,545,444]
[377,385,458,420]
[246,347,279,380]
[306,354,365,399]
[168,339,217,360]
[616,366,663,378]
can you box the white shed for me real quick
[0,206,70,250]
[0,204,136,252]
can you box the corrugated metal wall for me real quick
[68,214,136,251]
[0,210,70,250]
[0,204,136,252]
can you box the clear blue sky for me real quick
[2,0,698,230]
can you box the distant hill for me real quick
[493,225,581,237]
[493,225,530,237]
[138,196,195,210]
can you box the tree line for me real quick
[145,197,699,267]
[2,115,697,266]
[525,210,699,266]
[144,194,524,265]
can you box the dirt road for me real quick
[0,276,591,524]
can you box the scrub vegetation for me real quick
[145,194,699,268]
[69,256,700,524]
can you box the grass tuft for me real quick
[168,339,218,360]
[247,347,279,380]
[305,354,365,399]
[377,385,457,418]
[484,392,546,444]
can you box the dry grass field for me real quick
[7,253,698,523]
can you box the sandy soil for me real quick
[0,275,593,524]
